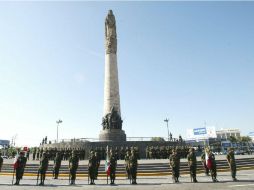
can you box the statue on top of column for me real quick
[105,10,117,54]
[102,106,122,130]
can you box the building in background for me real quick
[0,139,10,148]
[216,128,241,141]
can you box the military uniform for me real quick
[14,152,27,185]
[227,148,237,181]
[69,151,79,185]
[129,150,138,184]
[38,152,49,186]
[109,152,117,184]
[169,149,180,183]
[124,151,131,179]
[187,148,197,182]
[88,151,97,185]
[53,152,62,179]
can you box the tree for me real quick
[151,137,165,141]
[229,136,238,144]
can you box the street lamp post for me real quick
[56,119,63,143]
[164,118,170,141]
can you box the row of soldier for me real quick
[30,146,140,161]
[1,147,238,186]
[10,147,139,186]
[146,145,192,159]
[31,145,192,161]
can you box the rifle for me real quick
[88,167,90,185]
[36,169,39,185]
[69,169,71,185]
[129,167,132,184]
[11,168,15,185]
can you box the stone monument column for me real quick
[99,10,126,142]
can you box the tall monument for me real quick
[99,10,126,142]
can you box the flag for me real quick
[205,150,212,169]
[13,152,19,169]
[104,145,110,176]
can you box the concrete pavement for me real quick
[0,169,254,190]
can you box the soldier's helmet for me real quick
[189,148,194,152]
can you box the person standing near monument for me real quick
[69,150,79,185]
[169,149,180,183]
[38,152,49,186]
[226,147,237,181]
[53,152,62,179]
[124,150,131,180]
[109,149,117,185]
[13,152,26,185]
[129,149,138,184]
[88,151,97,185]
[187,148,198,183]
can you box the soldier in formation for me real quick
[109,149,117,185]
[88,151,97,185]
[69,150,79,185]
[38,152,49,186]
[169,149,180,183]
[13,152,27,185]
[53,152,62,179]
[187,148,197,183]
[227,147,237,181]
[129,149,138,184]
[124,150,131,179]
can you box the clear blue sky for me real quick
[0,1,253,147]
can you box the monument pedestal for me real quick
[99,129,126,142]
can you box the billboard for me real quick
[193,128,207,135]
[186,126,216,140]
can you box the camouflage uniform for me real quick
[109,152,117,184]
[69,151,79,185]
[14,152,27,185]
[124,150,131,179]
[88,151,97,185]
[38,152,49,186]
[129,150,138,184]
[227,148,237,181]
[187,148,197,182]
[169,149,180,183]
[53,152,62,179]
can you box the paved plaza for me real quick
[1,169,254,190]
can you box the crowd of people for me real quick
[0,146,239,186]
